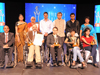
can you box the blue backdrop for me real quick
[25,3,76,23]
[94,5,100,33]
[0,2,5,33]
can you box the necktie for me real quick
[5,34,8,43]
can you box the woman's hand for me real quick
[18,37,20,42]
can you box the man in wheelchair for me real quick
[26,24,44,68]
[47,27,63,66]
[64,29,86,68]
[0,25,15,67]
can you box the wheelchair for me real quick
[0,45,17,68]
[23,43,44,69]
[46,47,66,67]
[65,42,86,68]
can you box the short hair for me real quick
[53,27,58,31]
[57,12,62,16]
[31,16,35,20]
[3,25,9,29]
[70,13,75,16]
[43,12,48,15]
[85,16,90,20]
[83,27,90,37]
[70,29,76,33]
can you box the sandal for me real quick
[72,62,75,66]
[82,62,87,68]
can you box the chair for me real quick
[65,42,86,68]
[46,47,66,67]
[2,45,17,68]
[23,43,44,68]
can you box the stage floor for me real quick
[0,44,100,75]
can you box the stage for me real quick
[0,44,100,75]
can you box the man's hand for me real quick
[42,39,44,43]
[44,33,48,36]
[3,44,8,48]
[59,44,61,48]
[51,44,55,48]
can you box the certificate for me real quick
[33,34,44,46]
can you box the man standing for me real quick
[53,12,66,46]
[65,13,80,37]
[0,25,15,67]
[47,27,63,66]
[40,12,53,50]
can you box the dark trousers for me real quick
[0,47,13,63]
[43,36,47,51]
[84,45,97,63]
[50,47,62,63]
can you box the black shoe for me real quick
[53,63,58,67]
[26,62,33,67]
[57,62,62,66]
[93,63,99,68]
[7,62,14,67]
[0,62,4,67]
[36,62,42,68]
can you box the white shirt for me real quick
[40,19,53,35]
[32,31,37,43]
[30,24,38,31]
[5,33,9,43]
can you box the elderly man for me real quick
[47,27,63,66]
[0,25,15,67]
[27,16,40,31]
[27,24,43,67]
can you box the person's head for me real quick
[70,29,76,36]
[43,12,48,19]
[70,13,75,20]
[84,28,90,37]
[3,25,10,33]
[57,12,62,19]
[31,17,35,23]
[53,27,58,35]
[32,24,37,32]
[85,16,90,24]
[19,14,24,21]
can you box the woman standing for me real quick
[80,16,98,48]
[15,14,28,62]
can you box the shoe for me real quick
[0,61,4,67]
[57,62,62,66]
[93,63,99,68]
[53,63,58,66]
[82,61,87,69]
[89,56,93,62]
[26,61,33,66]
[36,62,42,68]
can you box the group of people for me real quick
[0,12,99,68]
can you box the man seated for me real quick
[0,25,15,67]
[47,27,63,66]
[26,24,43,67]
